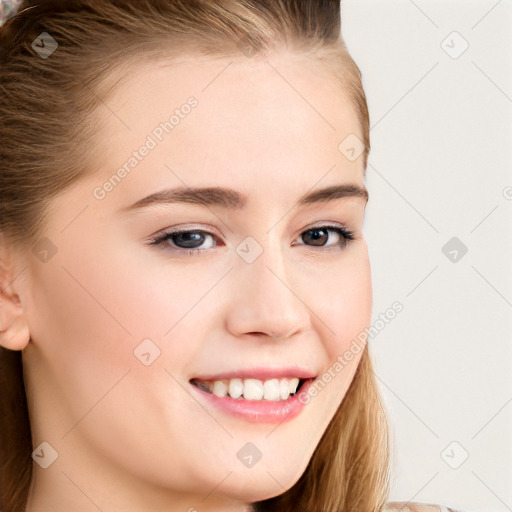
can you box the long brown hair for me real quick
[0,1,390,510]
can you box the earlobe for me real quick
[0,281,31,350]
[0,313,30,351]
[0,245,31,351]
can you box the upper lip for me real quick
[190,366,317,382]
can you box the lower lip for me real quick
[190,378,315,424]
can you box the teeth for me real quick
[279,378,290,400]
[212,380,228,397]
[289,377,299,394]
[243,379,263,400]
[263,378,280,401]
[228,378,243,399]
[199,376,305,401]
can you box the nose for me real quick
[224,241,310,341]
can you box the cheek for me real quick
[314,243,372,354]
[26,221,204,347]
[304,244,372,405]
[23,233,197,428]
[22,234,209,484]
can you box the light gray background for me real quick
[341,1,512,510]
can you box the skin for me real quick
[0,49,372,511]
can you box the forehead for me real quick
[88,51,365,206]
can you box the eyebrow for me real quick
[120,183,368,213]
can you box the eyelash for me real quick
[149,223,356,257]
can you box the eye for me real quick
[149,223,355,256]
[294,224,355,251]
[149,229,218,256]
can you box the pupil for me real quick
[175,232,203,248]
[304,228,327,246]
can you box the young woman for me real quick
[0,1,465,511]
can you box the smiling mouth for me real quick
[190,377,310,401]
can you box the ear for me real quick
[0,236,30,351]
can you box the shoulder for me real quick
[383,501,467,512]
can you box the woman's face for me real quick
[20,50,371,509]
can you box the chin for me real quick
[207,463,304,503]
